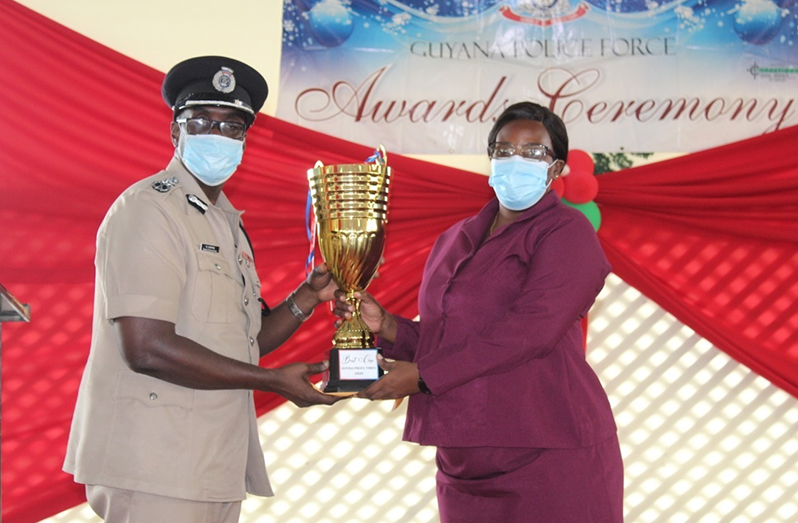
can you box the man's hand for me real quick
[114,317,341,403]
[258,264,340,357]
[357,356,420,400]
[267,361,341,407]
[306,264,338,303]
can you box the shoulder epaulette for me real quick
[151,176,179,193]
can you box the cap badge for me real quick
[151,176,179,193]
[212,67,236,94]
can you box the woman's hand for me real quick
[333,290,397,342]
[357,355,420,400]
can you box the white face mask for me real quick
[177,128,244,186]
[489,156,554,211]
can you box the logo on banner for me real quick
[748,62,798,82]
[499,0,589,26]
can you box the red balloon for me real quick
[566,149,594,178]
[563,171,598,203]
[551,176,565,197]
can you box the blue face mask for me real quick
[177,129,244,187]
[489,156,554,211]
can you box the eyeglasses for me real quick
[488,142,554,161]
[176,117,247,140]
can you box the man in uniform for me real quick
[63,56,338,523]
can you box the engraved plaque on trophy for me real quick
[308,146,391,396]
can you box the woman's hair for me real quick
[487,102,569,162]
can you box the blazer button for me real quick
[149,392,158,400]
[244,297,249,306]
[249,337,255,346]
[214,263,222,270]
[238,255,243,264]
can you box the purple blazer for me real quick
[382,192,616,449]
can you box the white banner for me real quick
[278,0,798,153]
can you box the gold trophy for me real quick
[308,145,391,396]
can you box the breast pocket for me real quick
[191,254,241,324]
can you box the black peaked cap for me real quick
[162,56,268,121]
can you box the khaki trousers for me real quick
[86,485,242,523]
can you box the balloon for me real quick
[562,200,602,231]
[551,176,565,197]
[561,150,598,204]
[562,172,599,204]
[733,0,783,45]
[565,149,594,178]
[308,0,354,48]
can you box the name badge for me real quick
[200,244,220,253]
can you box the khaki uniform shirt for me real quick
[64,157,273,501]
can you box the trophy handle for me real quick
[377,144,387,165]
[332,291,375,349]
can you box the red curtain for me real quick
[0,3,492,522]
[1,2,796,523]
[595,130,798,398]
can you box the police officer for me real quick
[64,56,339,523]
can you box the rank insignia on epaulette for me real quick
[151,176,179,193]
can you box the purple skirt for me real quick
[435,435,624,523]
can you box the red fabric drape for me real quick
[595,128,798,398]
[0,3,491,522]
[1,2,797,523]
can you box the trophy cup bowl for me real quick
[308,146,391,395]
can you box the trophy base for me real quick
[321,347,384,396]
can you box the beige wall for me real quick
[16,0,489,173]
[18,1,284,113]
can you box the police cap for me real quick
[162,56,268,124]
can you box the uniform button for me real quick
[249,337,255,346]
[244,297,249,306]
[214,263,222,270]
[238,255,243,264]
[149,393,158,400]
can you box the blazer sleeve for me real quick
[379,315,421,362]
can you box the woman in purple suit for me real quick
[338,102,623,523]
